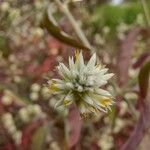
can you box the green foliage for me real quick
[91,2,145,32]
[0,36,6,48]
[30,126,47,150]
[0,36,10,58]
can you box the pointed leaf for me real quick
[30,126,47,150]
[41,12,90,51]
[67,104,81,148]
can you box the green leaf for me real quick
[30,126,47,150]
[41,12,90,51]
[108,105,116,128]
[91,2,144,33]
[0,35,11,58]
[138,60,150,98]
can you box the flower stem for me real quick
[141,0,150,26]
[54,0,95,53]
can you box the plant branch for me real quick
[141,0,150,26]
[54,0,95,53]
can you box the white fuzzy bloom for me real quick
[47,51,114,117]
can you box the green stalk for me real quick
[141,0,150,26]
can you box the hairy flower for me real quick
[47,51,114,117]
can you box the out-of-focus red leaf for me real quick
[117,27,150,87]
[46,36,62,50]
[26,56,56,79]
[121,99,150,150]
[26,65,37,76]
[121,60,150,150]
[89,140,99,150]
[68,104,81,149]
[0,143,15,150]
[38,57,55,74]
[20,119,45,150]
[132,52,150,69]
[0,123,15,150]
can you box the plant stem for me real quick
[54,0,95,53]
[141,0,150,26]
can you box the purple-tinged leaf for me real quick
[121,60,150,150]
[117,27,150,87]
[132,52,150,69]
[68,104,81,149]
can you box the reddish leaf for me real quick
[46,36,62,50]
[117,27,150,87]
[68,104,81,149]
[0,143,15,150]
[26,56,56,79]
[121,60,150,150]
[121,99,150,150]
[132,52,150,69]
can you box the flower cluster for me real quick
[47,51,114,117]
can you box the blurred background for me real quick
[0,0,150,150]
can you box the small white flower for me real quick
[47,51,114,117]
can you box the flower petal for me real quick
[69,57,75,69]
[54,98,64,108]
[63,93,74,106]
[95,88,112,97]
[87,53,96,68]
[83,96,94,105]
[101,73,114,80]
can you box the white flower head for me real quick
[47,51,114,117]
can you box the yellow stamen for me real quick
[48,81,59,92]
[63,99,71,106]
[96,64,101,69]
[99,97,112,107]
